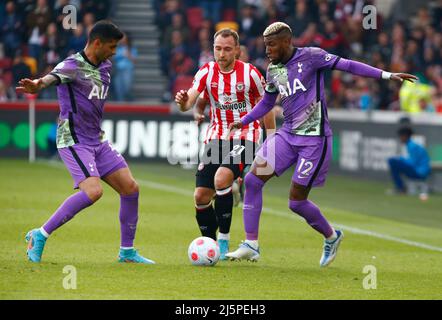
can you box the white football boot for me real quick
[225,240,260,262]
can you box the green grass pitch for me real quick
[1,159,442,299]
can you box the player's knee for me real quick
[194,189,213,205]
[85,185,103,202]
[244,172,264,190]
[214,168,234,190]
[288,199,302,213]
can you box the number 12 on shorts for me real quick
[297,158,314,178]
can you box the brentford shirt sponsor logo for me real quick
[216,101,247,111]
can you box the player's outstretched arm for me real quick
[334,58,418,83]
[175,88,200,112]
[388,73,419,83]
[15,74,59,94]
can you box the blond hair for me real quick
[263,22,292,37]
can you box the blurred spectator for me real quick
[237,4,263,46]
[12,53,31,99]
[370,32,392,65]
[113,33,137,101]
[313,20,346,55]
[399,79,433,113]
[0,79,11,101]
[198,40,213,68]
[81,0,110,21]
[238,45,249,63]
[170,47,194,79]
[82,12,96,34]
[67,23,87,56]
[286,0,312,38]
[1,1,24,58]
[193,27,212,65]
[200,0,222,25]
[156,0,183,30]
[162,13,190,50]
[26,0,52,60]
[42,23,63,66]
[161,29,187,80]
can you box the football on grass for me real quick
[188,236,220,266]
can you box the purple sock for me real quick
[42,191,93,235]
[289,200,333,238]
[120,192,139,248]
[243,173,265,240]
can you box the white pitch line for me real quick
[136,179,442,253]
[40,161,442,253]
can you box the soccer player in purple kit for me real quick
[226,22,418,267]
[16,21,155,264]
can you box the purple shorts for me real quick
[58,141,128,189]
[255,128,332,188]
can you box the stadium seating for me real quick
[186,7,204,38]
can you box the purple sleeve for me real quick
[334,58,382,79]
[310,47,340,69]
[49,56,78,84]
[241,92,278,126]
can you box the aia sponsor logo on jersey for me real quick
[278,78,307,98]
[235,82,244,92]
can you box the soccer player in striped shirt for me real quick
[175,29,275,260]
[17,21,155,264]
[226,22,418,267]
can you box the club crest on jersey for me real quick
[298,63,303,73]
[278,78,307,98]
[235,82,245,92]
[88,84,109,99]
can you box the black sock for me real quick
[215,187,233,234]
[195,203,217,240]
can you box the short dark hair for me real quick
[214,28,239,46]
[398,127,413,138]
[88,20,124,43]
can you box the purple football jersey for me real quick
[50,51,112,147]
[265,47,340,137]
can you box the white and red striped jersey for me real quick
[191,60,265,143]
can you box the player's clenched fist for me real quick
[227,122,243,138]
[175,89,189,110]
